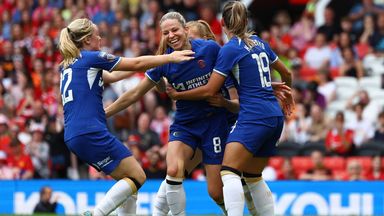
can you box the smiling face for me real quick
[160,18,188,50]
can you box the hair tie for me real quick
[67,27,71,33]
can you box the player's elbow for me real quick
[284,71,293,80]
[279,69,293,86]
[285,69,293,78]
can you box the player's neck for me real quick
[180,41,191,50]
[223,27,234,40]
[226,32,235,40]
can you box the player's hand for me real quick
[207,93,226,107]
[272,82,291,101]
[168,50,195,63]
[272,82,295,119]
[282,93,295,119]
[166,84,179,100]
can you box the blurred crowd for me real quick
[0,0,383,181]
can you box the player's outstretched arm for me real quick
[167,72,226,100]
[105,77,155,117]
[114,50,194,72]
[102,70,135,84]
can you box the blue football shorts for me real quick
[169,112,228,164]
[66,130,132,175]
[226,116,284,157]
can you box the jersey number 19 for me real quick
[252,52,271,88]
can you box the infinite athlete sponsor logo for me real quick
[172,73,211,91]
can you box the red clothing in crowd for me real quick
[0,135,12,154]
[325,128,354,155]
[365,171,384,180]
[7,152,34,178]
[209,19,222,38]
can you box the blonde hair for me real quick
[186,20,216,41]
[222,1,255,48]
[58,18,95,68]
[156,12,187,55]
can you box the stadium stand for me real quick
[276,142,302,157]
[299,141,327,156]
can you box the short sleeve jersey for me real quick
[214,35,283,121]
[60,50,121,141]
[146,39,222,123]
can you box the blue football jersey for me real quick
[214,35,283,121]
[146,39,223,123]
[60,50,121,141]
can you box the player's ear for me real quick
[84,36,91,45]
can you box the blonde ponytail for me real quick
[222,1,255,48]
[58,18,94,68]
[58,28,80,69]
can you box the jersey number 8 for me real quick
[213,137,222,153]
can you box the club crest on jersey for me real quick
[197,59,206,68]
[98,51,116,61]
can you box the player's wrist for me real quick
[166,53,175,63]
[173,92,181,100]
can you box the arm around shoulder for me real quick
[113,50,195,72]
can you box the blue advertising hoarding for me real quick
[0,180,383,215]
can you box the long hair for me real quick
[156,12,187,55]
[222,1,255,48]
[58,18,94,69]
[186,20,216,41]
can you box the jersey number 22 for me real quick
[60,68,74,105]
